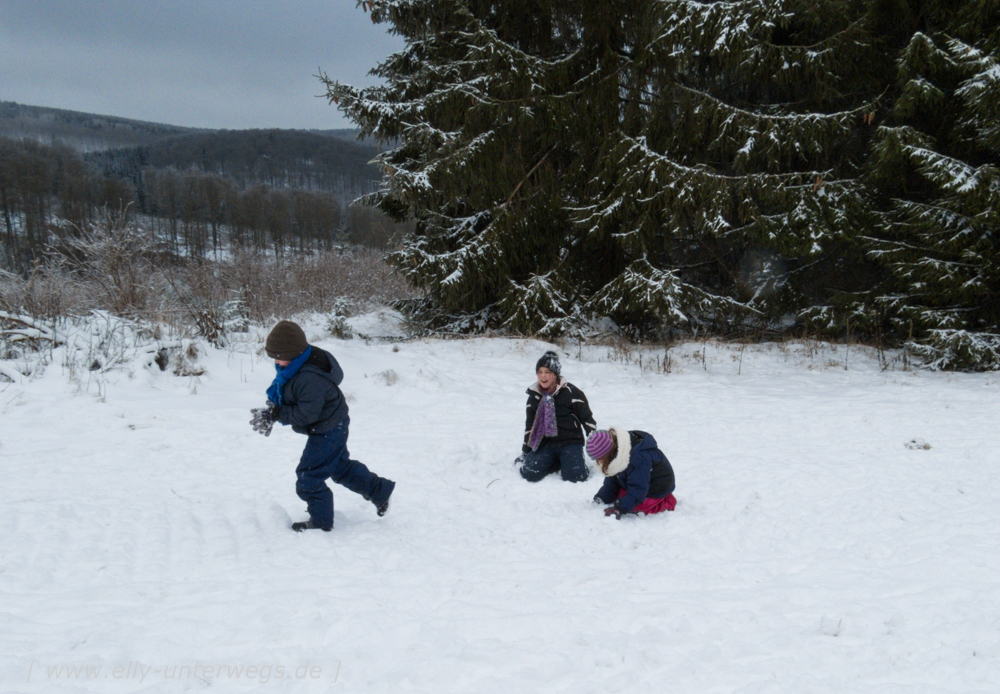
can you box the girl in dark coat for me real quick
[587,427,677,518]
[250,320,395,532]
[519,351,597,483]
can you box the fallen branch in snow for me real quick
[0,360,24,383]
[0,311,62,346]
[1,309,205,384]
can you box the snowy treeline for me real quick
[325,0,1000,369]
[0,207,417,380]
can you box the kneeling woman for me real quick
[586,428,677,518]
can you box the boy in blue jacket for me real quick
[250,320,395,532]
[587,427,676,518]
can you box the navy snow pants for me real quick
[520,442,589,483]
[295,417,395,530]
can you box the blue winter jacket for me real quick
[275,346,349,435]
[595,430,675,513]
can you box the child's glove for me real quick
[250,402,279,437]
[593,494,605,504]
[603,501,624,520]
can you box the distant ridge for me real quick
[0,101,366,152]
[0,101,203,151]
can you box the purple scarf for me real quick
[527,391,558,451]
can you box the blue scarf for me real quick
[266,346,312,405]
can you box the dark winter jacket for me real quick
[595,429,675,513]
[275,346,349,435]
[523,380,596,453]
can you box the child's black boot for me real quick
[375,481,395,517]
[292,520,331,532]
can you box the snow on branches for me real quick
[0,310,194,385]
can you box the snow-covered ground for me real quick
[2,311,999,693]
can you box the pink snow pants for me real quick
[617,489,677,514]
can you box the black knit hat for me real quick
[265,320,308,360]
[535,350,561,376]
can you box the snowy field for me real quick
[2,310,999,693]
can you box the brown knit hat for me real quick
[265,320,308,360]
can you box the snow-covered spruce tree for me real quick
[576,0,893,339]
[864,1,1000,369]
[324,1,890,337]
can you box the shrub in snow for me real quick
[908,330,1000,372]
[327,316,354,340]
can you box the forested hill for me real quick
[0,101,382,195]
[139,129,383,194]
[0,101,204,151]
[1,102,406,264]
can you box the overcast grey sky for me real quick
[0,0,402,130]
